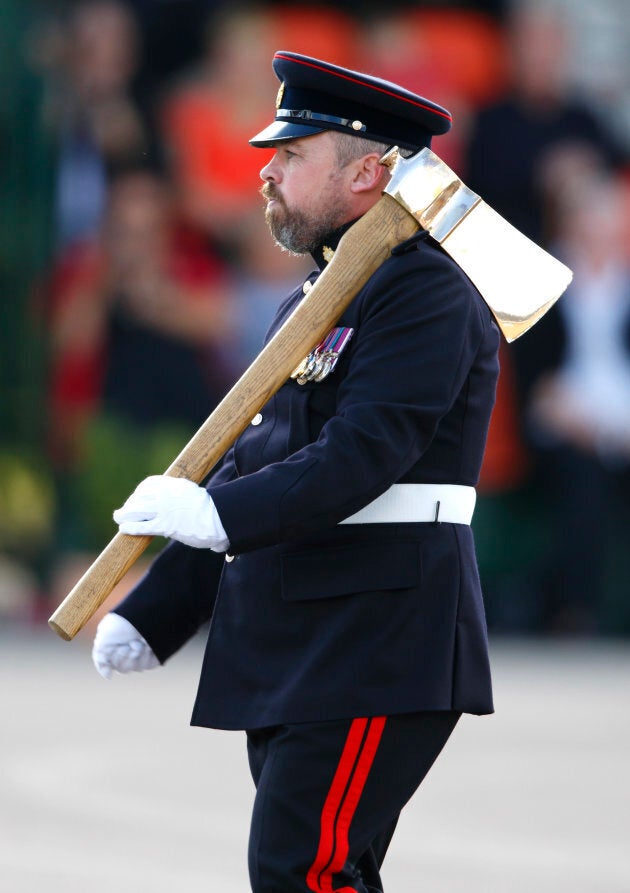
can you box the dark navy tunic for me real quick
[116,228,500,729]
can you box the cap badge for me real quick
[351,120,363,131]
[275,82,285,109]
[291,326,354,385]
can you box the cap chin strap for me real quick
[277,108,367,132]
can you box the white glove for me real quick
[92,612,160,680]
[113,475,229,551]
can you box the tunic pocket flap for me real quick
[281,541,421,602]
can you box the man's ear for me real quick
[349,154,389,194]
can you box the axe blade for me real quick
[383,148,573,341]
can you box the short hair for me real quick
[333,132,391,168]
[333,132,412,168]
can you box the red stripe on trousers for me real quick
[306,716,387,893]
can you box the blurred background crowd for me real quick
[2,0,630,635]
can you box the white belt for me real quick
[339,483,476,525]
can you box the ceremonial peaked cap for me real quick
[250,51,452,153]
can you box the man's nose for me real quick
[260,153,281,182]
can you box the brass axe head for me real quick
[382,148,573,341]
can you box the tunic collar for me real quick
[310,219,359,271]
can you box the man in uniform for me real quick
[92,51,500,893]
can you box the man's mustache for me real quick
[261,183,285,205]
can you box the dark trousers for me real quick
[246,711,460,893]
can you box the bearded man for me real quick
[92,51,499,893]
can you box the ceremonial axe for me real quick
[49,147,572,640]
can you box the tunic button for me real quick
[225,553,235,563]
[251,413,263,426]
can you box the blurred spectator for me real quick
[465,4,626,247]
[160,4,360,251]
[35,1,153,250]
[99,170,235,427]
[522,171,630,632]
[159,6,279,247]
[45,166,235,549]
[462,4,629,633]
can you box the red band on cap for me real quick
[274,53,452,124]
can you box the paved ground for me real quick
[1,627,629,892]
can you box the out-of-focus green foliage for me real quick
[0,449,54,555]
[72,415,197,550]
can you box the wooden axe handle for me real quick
[48,194,418,640]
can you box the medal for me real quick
[290,327,354,385]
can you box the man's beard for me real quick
[261,182,349,255]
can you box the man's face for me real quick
[259,131,356,255]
